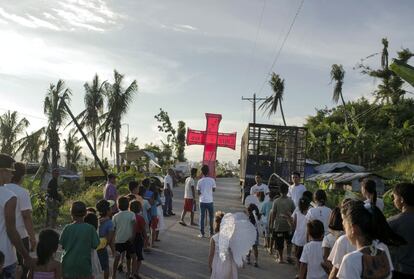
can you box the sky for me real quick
[0,0,413,164]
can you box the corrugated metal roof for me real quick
[305,159,320,165]
[306,172,379,183]
[314,162,365,173]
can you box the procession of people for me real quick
[0,150,413,279]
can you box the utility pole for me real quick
[242,93,267,155]
[242,93,266,124]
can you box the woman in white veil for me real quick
[208,211,257,279]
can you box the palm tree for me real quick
[330,64,348,123]
[64,132,82,171]
[76,74,106,167]
[101,70,138,172]
[44,80,71,168]
[260,72,286,126]
[15,127,46,162]
[0,111,30,155]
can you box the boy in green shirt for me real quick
[60,201,100,279]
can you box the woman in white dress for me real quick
[209,211,237,279]
[208,211,257,279]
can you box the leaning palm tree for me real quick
[15,127,46,162]
[101,70,138,172]
[330,64,348,123]
[260,72,286,126]
[44,80,71,168]
[76,74,106,167]
[0,111,30,155]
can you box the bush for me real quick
[56,169,145,226]
[58,184,104,225]
[305,180,398,218]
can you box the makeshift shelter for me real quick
[304,159,320,178]
[119,150,162,169]
[306,172,385,194]
[314,162,365,174]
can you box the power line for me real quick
[0,107,48,121]
[257,0,306,96]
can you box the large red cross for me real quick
[186,113,237,178]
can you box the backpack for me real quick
[360,246,391,279]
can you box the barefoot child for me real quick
[96,200,115,279]
[60,201,99,279]
[112,197,136,279]
[299,220,326,279]
[129,200,147,279]
[29,229,61,279]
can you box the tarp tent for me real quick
[306,172,385,194]
[314,162,365,174]
[119,150,162,169]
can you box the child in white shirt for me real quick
[321,207,343,274]
[299,219,327,279]
[306,190,331,235]
[337,200,406,279]
[291,197,311,269]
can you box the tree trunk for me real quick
[51,130,59,169]
[116,125,120,173]
[93,131,97,168]
[279,99,287,126]
[340,93,348,125]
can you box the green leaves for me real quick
[390,59,414,87]
[154,109,187,163]
[0,110,30,155]
[101,70,138,172]
[259,72,287,125]
[44,79,72,168]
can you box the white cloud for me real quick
[0,8,47,29]
[27,15,60,30]
[0,0,120,32]
[52,9,105,32]
[0,30,111,80]
[160,23,198,33]
[43,12,56,20]
[175,24,197,31]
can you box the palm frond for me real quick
[259,73,285,117]
[330,64,345,104]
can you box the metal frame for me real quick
[241,123,307,182]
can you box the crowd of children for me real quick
[246,172,414,279]
[1,159,414,279]
[0,178,165,279]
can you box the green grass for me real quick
[379,154,414,182]
[25,169,147,229]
